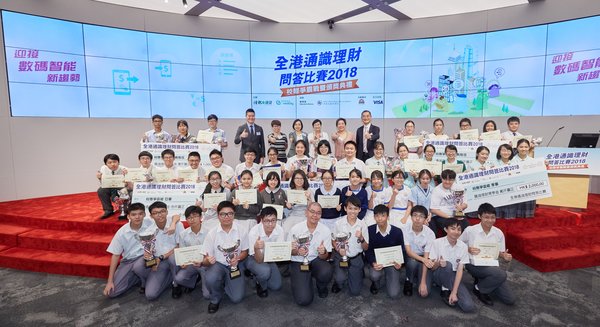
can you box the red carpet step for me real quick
[0,224,33,247]
[17,229,114,256]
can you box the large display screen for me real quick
[3,11,600,118]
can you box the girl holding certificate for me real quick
[307,119,330,158]
[340,169,368,220]
[441,145,466,173]
[173,120,197,143]
[395,120,423,158]
[512,139,536,218]
[468,146,495,172]
[365,141,388,186]
[386,170,413,228]
[427,118,450,140]
[365,170,388,226]
[232,170,263,230]
[282,170,313,234]
[494,144,518,219]
[311,140,337,181]
[259,171,288,219]
[285,140,313,180]
[314,170,342,231]
[408,169,434,221]
[390,143,416,188]
[262,147,286,181]
[287,119,309,158]
[201,171,232,232]
[483,120,498,133]
[423,144,441,185]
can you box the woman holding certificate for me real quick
[494,144,518,219]
[201,171,232,232]
[340,169,368,221]
[389,143,416,188]
[512,139,536,218]
[427,118,450,140]
[282,170,313,234]
[311,140,337,181]
[285,140,313,180]
[262,147,286,181]
[423,144,442,185]
[394,120,423,159]
[173,120,197,143]
[259,171,288,220]
[468,146,495,172]
[232,170,263,230]
[287,119,309,158]
[365,141,388,186]
[386,170,413,228]
[314,170,342,231]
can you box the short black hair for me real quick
[265,171,281,188]
[217,200,235,213]
[260,206,278,220]
[207,114,218,121]
[483,120,497,131]
[444,218,461,229]
[373,204,389,216]
[496,144,514,160]
[290,169,309,190]
[138,151,152,160]
[209,149,223,158]
[151,114,163,121]
[271,120,281,127]
[312,119,322,127]
[184,205,203,219]
[459,118,472,126]
[188,151,200,159]
[161,149,175,158]
[444,144,458,153]
[246,108,255,115]
[344,195,361,209]
[292,119,304,130]
[103,153,120,164]
[441,169,457,180]
[411,205,428,217]
[316,140,332,154]
[507,116,520,125]
[127,202,145,215]
[478,203,496,216]
[149,201,167,213]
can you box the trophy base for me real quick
[300,264,310,272]
[339,260,349,268]
[454,211,465,218]
[145,258,157,268]
[230,269,241,279]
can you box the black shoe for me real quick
[473,287,494,306]
[370,282,378,295]
[331,282,341,294]
[183,287,194,294]
[138,286,145,294]
[244,269,253,278]
[403,280,413,296]
[317,287,328,298]
[208,302,219,314]
[441,290,455,307]
[256,282,268,298]
[172,285,183,299]
[100,211,114,219]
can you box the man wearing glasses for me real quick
[207,149,236,190]
[287,202,333,306]
[142,114,172,143]
[202,201,249,314]
[246,206,285,298]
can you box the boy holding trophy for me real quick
[429,169,469,235]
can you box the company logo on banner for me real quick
[534,147,600,176]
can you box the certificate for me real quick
[404,159,424,173]
[235,189,258,205]
[315,156,333,170]
[174,245,204,266]
[470,242,499,266]
[374,245,404,267]
[422,160,442,175]
[460,129,479,140]
[203,192,226,209]
[125,168,146,182]
[480,130,501,140]
[178,168,198,183]
[263,242,292,262]
[335,162,353,179]
[153,169,173,183]
[252,173,264,187]
[512,135,533,146]
[318,195,340,209]
[403,135,422,148]
[366,164,385,179]
[101,174,124,188]
[261,164,282,180]
[287,189,308,205]
[196,130,214,144]
[443,163,464,174]
[262,204,284,220]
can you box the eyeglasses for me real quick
[210,156,221,161]
[151,209,167,215]
[262,219,277,224]
[308,209,322,216]
[218,212,235,218]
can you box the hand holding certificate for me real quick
[101,174,125,188]
[480,130,501,140]
[203,192,226,209]
[263,242,292,262]
[318,195,340,209]
[422,160,442,175]
[404,159,424,173]
[196,130,215,144]
[235,189,258,205]
[125,168,146,182]
[470,242,500,266]
[153,169,173,183]
[174,245,205,266]
[374,245,404,267]
[443,163,463,174]
[178,168,198,183]
[335,162,353,179]
[287,189,308,205]
[316,156,333,170]
[261,164,282,180]
[403,135,422,148]
[460,129,479,140]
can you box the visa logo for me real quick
[373,100,383,104]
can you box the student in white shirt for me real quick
[386,170,412,228]
[142,114,171,143]
[468,146,495,172]
[402,205,436,298]
[429,169,469,235]
[501,116,523,144]
[207,149,236,190]
[96,153,128,219]
[186,151,206,183]
[428,118,450,140]
[460,203,515,306]
[156,149,183,183]
[307,119,330,158]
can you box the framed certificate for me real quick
[480,130,501,140]
[203,192,226,209]
[366,164,385,179]
[318,195,340,209]
[153,169,173,183]
[287,189,308,205]
[460,129,479,140]
[403,135,422,148]
[178,168,198,183]
[443,163,464,174]
[374,245,404,267]
[262,203,284,220]
[174,245,204,266]
[423,160,442,175]
[196,130,214,144]
[335,163,353,179]
[404,159,424,173]
[235,189,258,205]
[261,164,282,180]
[470,242,500,266]
[125,168,146,182]
[263,242,292,262]
[315,156,333,170]
[101,174,124,188]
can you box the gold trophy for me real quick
[138,228,158,268]
[217,240,241,279]
[332,232,351,268]
[293,232,313,271]
[452,184,466,217]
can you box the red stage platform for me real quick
[0,192,599,278]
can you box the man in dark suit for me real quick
[234,108,265,164]
[355,110,380,161]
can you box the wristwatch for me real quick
[159,255,165,261]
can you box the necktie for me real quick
[513,132,516,136]
[112,171,115,175]
[250,125,255,136]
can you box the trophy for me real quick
[138,228,158,268]
[217,240,241,279]
[293,232,313,271]
[452,184,465,217]
[384,154,396,177]
[332,232,351,268]
[155,132,165,143]
[296,159,310,173]
[114,188,130,219]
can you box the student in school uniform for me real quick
[96,153,127,219]
[512,139,536,218]
[200,171,233,232]
[232,170,263,231]
[402,205,436,297]
[429,169,469,235]
[441,145,466,173]
[314,170,342,231]
[365,170,388,226]
[340,169,368,220]
[282,169,314,234]
[460,203,516,306]
[386,170,413,229]
[494,144,519,219]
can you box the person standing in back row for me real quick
[234,108,265,164]
[356,110,380,162]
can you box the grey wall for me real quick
[1,0,599,201]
